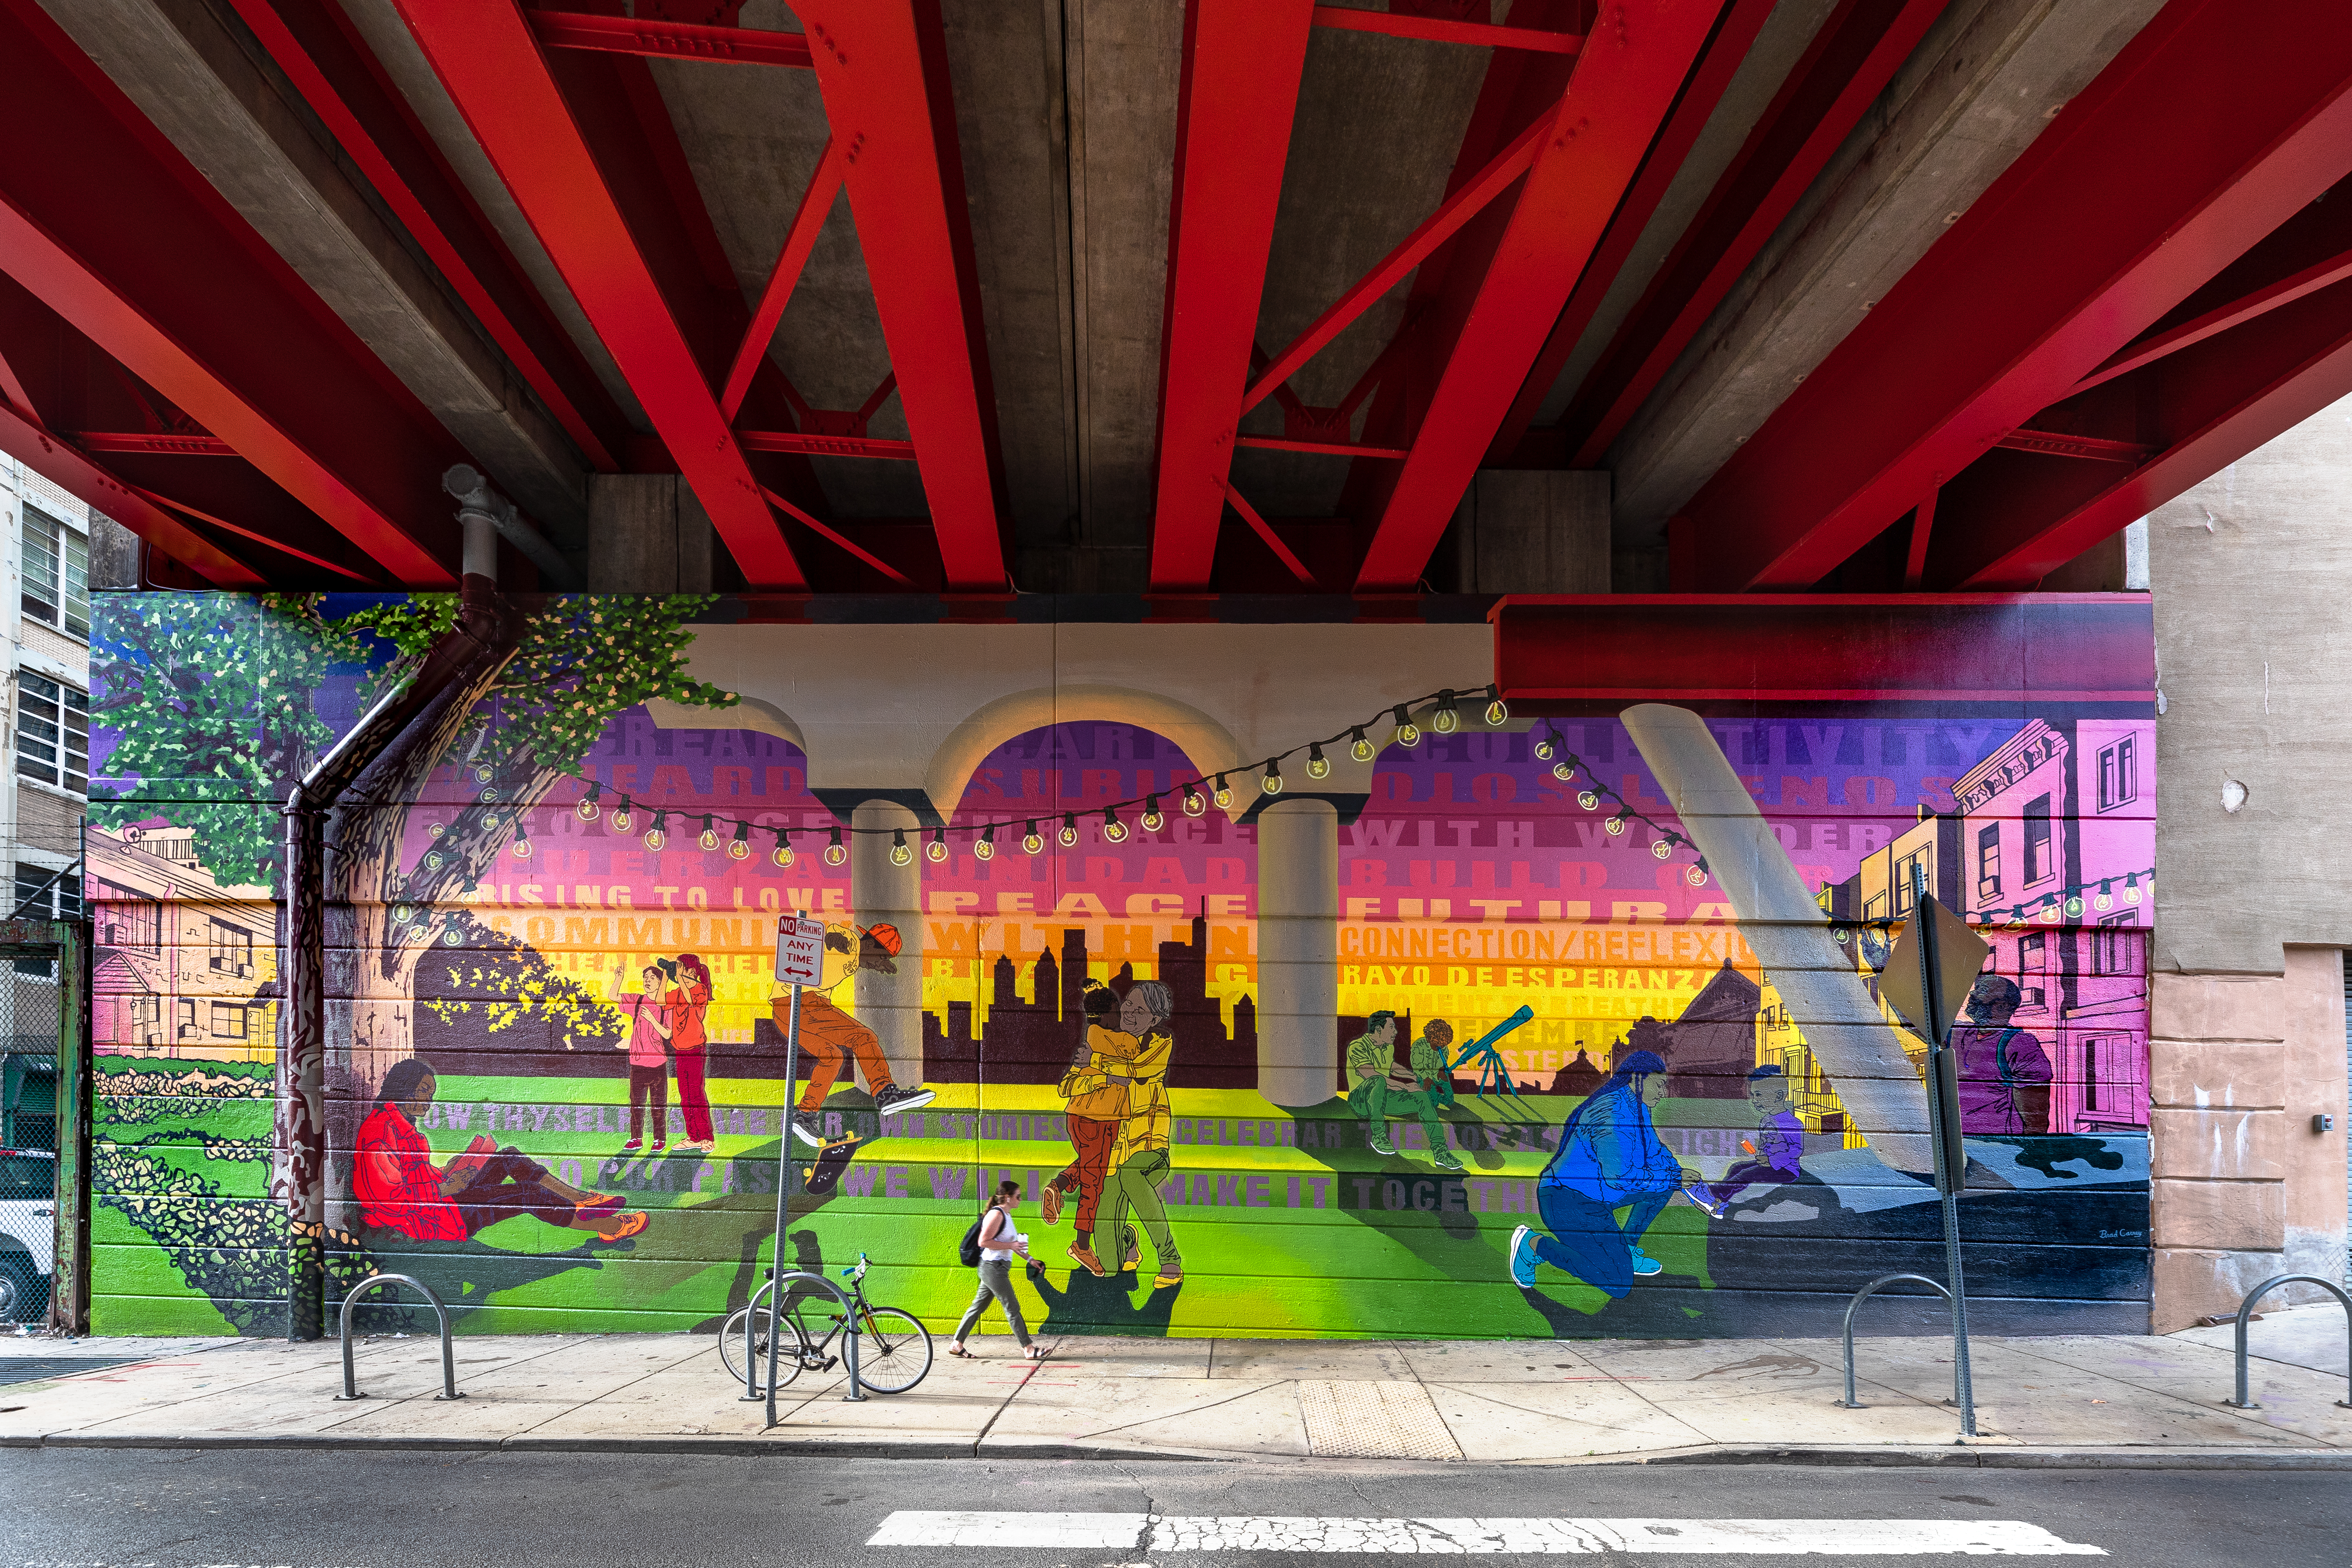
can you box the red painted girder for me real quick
[1992,429,2151,463]
[1235,434,1410,460]
[120,480,376,582]
[1682,0,2352,592]
[1310,5,1582,53]
[1487,0,1776,465]
[1944,273,2352,589]
[390,0,806,589]
[793,1,1009,592]
[0,399,260,585]
[2074,243,2352,394]
[1242,117,1547,417]
[1354,0,1723,593]
[69,431,237,456]
[759,486,914,586]
[1145,0,1315,592]
[1219,479,1318,587]
[722,135,848,420]
[528,10,815,68]
[0,0,461,584]
[227,0,629,472]
[739,429,917,461]
[1550,0,1945,467]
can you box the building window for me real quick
[21,505,89,640]
[2097,736,2137,812]
[2081,1040,2100,1112]
[132,995,162,1046]
[210,1003,248,1040]
[1976,824,2001,901]
[1863,892,1886,923]
[2020,931,2047,972]
[2023,794,2053,883]
[96,880,163,952]
[208,919,255,976]
[2094,913,2136,975]
[11,865,82,976]
[15,672,90,792]
[1893,850,1928,914]
[2019,984,2045,1009]
[176,999,198,1040]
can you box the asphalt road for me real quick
[2,1451,2347,1566]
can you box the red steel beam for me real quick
[1310,5,1582,54]
[1354,0,1722,592]
[0,398,261,585]
[1146,0,1316,593]
[722,135,847,421]
[390,0,806,589]
[792,1,1009,592]
[1942,273,2352,588]
[1487,0,1777,465]
[0,0,460,584]
[527,10,816,68]
[1680,0,2352,591]
[1545,0,1946,467]
[227,0,630,472]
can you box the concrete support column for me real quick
[849,800,926,1088]
[1254,798,1338,1108]
[586,474,713,592]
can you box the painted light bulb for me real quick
[1182,783,1206,817]
[1023,822,1045,855]
[1533,731,1555,762]
[1392,705,1421,748]
[698,817,721,852]
[428,821,446,839]
[2123,874,2141,905]
[1262,761,1284,796]
[2064,894,2084,918]
[1577,790,1600,812]
[1212,775,1234,810]
[1605,814,1628,837]
[728,826,751,861]
[612,806,634,834]
[1553,760,1574,782]
[643,821,667,852]
[423,849,446,871]
[975,827,996,862]
[1651,839,1673,860]
[1484,686,1509,726]
[442,925,463,947]
[1141,797,1165,833]
[1349,727,1375,764]
[890,830,913,867]
[1057,814,1078,848]
[511,829,532,859]
[575,784,601,822]
[824,829,847,867]
[1102,808,1128,844]
[1307,744,1330,781]
[772,833,795,868]
[1432,692,1460,734]
[1686,864,1709,887]
[2093,881,2113,911]
[926,830,949,863]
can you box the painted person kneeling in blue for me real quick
[1507,1050,1696,1297]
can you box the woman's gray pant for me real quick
[953,1259,1030,1346]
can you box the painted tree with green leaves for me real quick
[92,591,736,1082]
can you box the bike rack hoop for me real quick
[337,1272,462,1401]
[744,1268,864,1410]
[2220,1274,2352,1411]
[1833,1273,1953,1410]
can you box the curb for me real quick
[4,1432,2346,1469]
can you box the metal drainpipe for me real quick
[278,499,519,1341]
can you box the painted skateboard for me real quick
[801,1133,865,1197]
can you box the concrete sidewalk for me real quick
[2,1321,2347,1468]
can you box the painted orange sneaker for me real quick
[593,1211,648,1243]
[1041,1184,1063,1226]
[1066,1241,1106,1277]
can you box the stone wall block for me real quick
[2150,1108,2284,1181]
[2148,1038,2286,1110]
[2149,1178,2285,1251]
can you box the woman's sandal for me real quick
[947,1344,975,1359]
[1021,1344,1047,1362]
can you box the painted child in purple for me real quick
[1692,1064,1804,1216]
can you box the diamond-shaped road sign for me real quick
[1879,894,1992,1044]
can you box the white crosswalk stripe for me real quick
[865,1511,2107,1555]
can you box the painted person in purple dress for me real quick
[1689,1064,1805,1217]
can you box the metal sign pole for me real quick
[764,943,804,1429]
[1912,872,1977,1437]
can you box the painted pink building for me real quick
[1954,718,2155,1133]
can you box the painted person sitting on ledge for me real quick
[354,1059,646,1244]
[1347,1011,1463,1170]
[1688,1064,1805,1218]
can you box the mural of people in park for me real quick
[80,591,2158,1341]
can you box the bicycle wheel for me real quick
[851,1305,933,1394]
[719,1304,809,1393]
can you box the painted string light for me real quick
[1058,813,1079,848]
[1141,795,1166,832]
[823,826,846,866]
[1306,743,1329,781]
[927,826,949,863]
[1432,690,1460,734]
[1101,806,1128,844]
[889,829,913,867]
[1536,734,1707,878]
[1022,820,1044,855]
[771,827,794,868]
[1831,865,2155,937]
[729,821,752,861]
[975,824,996,861]
[510,815,531,859]
[642,811,667,852]
[1182,781,1205,816]
[575,781,602,821]
[1261,758,1284,796]
[698,814,721,852]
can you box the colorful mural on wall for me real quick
[83,592,2156,1341]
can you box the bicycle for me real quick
[719,1253,933,1395]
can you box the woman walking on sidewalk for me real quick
[949,1179,1045,1361]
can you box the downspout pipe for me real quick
[277,502,522,1341]
[444,464,579,589]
